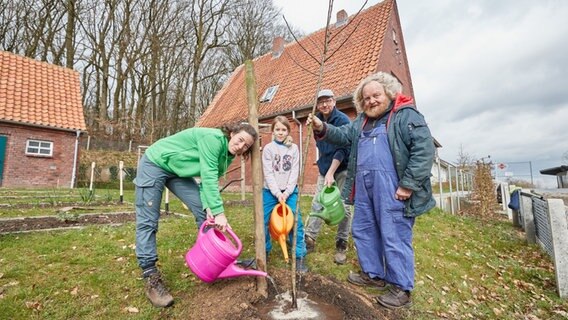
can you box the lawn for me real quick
[0,188,567,319]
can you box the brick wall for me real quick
[0,122,80,188]
[376,6,415,99]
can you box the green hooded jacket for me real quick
[145,127,234,215]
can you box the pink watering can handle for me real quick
[198,218,242,254]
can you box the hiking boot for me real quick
[334,239,348,264]
[144,272,174,307]
[347,271,388,290]
[296,257,309,273]
[375,286,412,309]
[305,236,315,253]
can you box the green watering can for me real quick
[310,183,345,226]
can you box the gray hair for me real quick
[353,72,402,112]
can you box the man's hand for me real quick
[324,173,335,187]
[395,186,413,201]
[306,113,323,131]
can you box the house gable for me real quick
[198,0,413,127]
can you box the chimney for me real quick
[336,10,348,27]
[272,36,284,58]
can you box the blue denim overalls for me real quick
[352,123,416,291]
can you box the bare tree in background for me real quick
[184,0,231,127]
[456,144,475,170]
[563,151,568,165]
[223,0,302,68]
[0,0,297,146]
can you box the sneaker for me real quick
[334,239,348,264]
[296,258,309,273]
[347,271,388,290]
[305,236,315,253]
[375,286,412,309]
[144,272,174,307]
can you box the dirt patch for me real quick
[0,211,177,234]
[176,268,403,319]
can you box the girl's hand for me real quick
[306,113,323,131]
[278,193,288,203]
[214,213,228,232]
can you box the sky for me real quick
[272,0,568,188]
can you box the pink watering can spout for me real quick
[185,220,267,283]
[218,261,268,279]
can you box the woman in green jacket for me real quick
[134,123,257,308]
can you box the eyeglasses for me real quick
[317,98,334,106]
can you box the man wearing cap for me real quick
[304,89,352,264]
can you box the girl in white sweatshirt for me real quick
[262,116,308,272]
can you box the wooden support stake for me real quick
[245,60,267,296]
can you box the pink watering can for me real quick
[185,220,267,283]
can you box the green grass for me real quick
[0,189,567,319]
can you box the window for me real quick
[392,29,398,45]
[260,85,279,103]
[26,139,53,156]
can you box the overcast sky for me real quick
[272,0,568,188]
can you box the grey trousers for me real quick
[304,170,352,243]
[134,154,206,270]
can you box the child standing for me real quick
[262,116,308,272]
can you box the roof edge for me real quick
[0,119,87,133]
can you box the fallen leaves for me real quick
[25,300,43,311]
[123,306,139,313]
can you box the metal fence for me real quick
[532,196,554,257]
[517,189,568,298]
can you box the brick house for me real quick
[198,0,424,193]
[0,51,86,188]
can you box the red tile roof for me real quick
[0,51,86,131]
[198,0,393,127]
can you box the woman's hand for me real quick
[306,113,323,131]
[214,213,228,232]
[205,208,214,220]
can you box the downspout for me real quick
[70,130,81,188]
[291,111,303,167]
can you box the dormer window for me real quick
[260,85,279,103]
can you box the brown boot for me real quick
[375,286,411,309]
[145,272,174,307]
[334,239,348,264]
[305,236,315,253]
[347,271,388,290]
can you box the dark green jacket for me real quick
[316,94,436,217]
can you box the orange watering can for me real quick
[269,202,294,262]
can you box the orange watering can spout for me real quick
[269,202,294,263]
